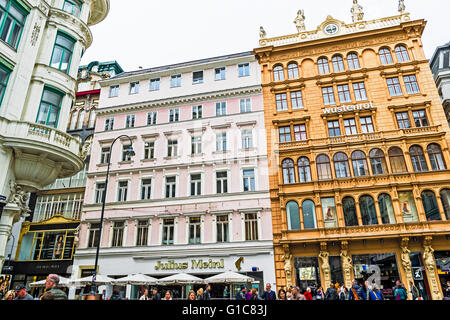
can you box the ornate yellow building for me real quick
[254,5,450,300]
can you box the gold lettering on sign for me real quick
[154,259,225,271]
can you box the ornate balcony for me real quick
[88,0,110,26]
[0,117,84,191]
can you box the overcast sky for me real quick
[80,0,450,71]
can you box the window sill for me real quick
[141,158,156,163]
[190,153,205,157]
[97,163,108,167]
[239,148,256,152]
[118,161,132,165]
[213,151,230,155]
[164,156,180,160]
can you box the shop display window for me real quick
[398,191,419,223]
[294,257,321,291]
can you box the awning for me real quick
[69,275,115,286]
[113,274,159,286]
[204,271,254,284]
[157,273,205,285]
[29,276,71,288]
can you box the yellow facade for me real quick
[254,13,450,300]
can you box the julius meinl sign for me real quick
[155,258,225,271]
[322,101,376,114]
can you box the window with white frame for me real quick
[150,78,160,91]
[111,221,125,247]
[216,102,226,116]
[129,82,139,94]
[216,171,228,194]
[162,219,174,245]
[144,141,155,160]
[136,220,149,246]
[190,174,201,196]
[95,183,105,204]
[141,178,152,200]
[243,169,255,192]
[125,114,135,128]
[167,139,178,157]
[122,144,133,161]
[109,85,119,97]
[216,132,227,151]
[192,105,202,119]
[244,213,259,241]
[87,223,100,248]
[238,63,250,77]
[171,75,181,88]
[147,112,157,125]
[165,176,176,198]
[100,147,110,164]
[216,215,229,242]
[169,109,179,122]
[191,136,202,155]
[215,67,226,80]
[241,129,253,149]
[117,181,128,202]
[240,98,251,113]
[105,117,114,131]
[188,217,201,244]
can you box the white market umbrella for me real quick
[113,274,159,286]
[157,273,205,285]
[29,276,71,288]
[205,271,254,300]
[69,274,115,286]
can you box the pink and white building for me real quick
[70,52,275,298]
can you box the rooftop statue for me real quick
[294,10,306,33]
[259,26,266,39]
[398,0,406,13]
[351,0,364,23]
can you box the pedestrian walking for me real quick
[409,281,420,300]
[261,283,277,300]
[108,289,121,300]
[325,283,338,300]
[151,288,161,300]
[223,286,229,298]
[14,285,33,300]
[394,281,408,300]
[197,287,204,300]
[348,280,366,300]
[368,284,384,300]
[304,287,313,300]
[203,284,211,300]
[235,286,246,300]
[286,286,293,300]
[443,281,450,300]
[187,290,196,300]
[288,286,306,300]
[43,274,67,300]
[340,287,349,300]
[250,288,260,300]
[278,289,287,300]
[316,286,325,300]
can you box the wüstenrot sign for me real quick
[323,101,376,114]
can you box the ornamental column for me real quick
[0,203,22,271]
[340,241,353,289]
[282,244,294,288]
[319,242,331,288]
[400,237,414,300]
[423,236,443,300]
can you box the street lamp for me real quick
[89,135,135,297]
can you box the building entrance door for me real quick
[329,256,344,286]
[410,252,431,300]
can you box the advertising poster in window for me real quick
[299,267,316,281]
[53,234,65,260]
[398,192,419,223]
[321,197,338,227]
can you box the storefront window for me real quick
[398,191,419,223]
[378,194,396,224]
[321,197,338,228]
[22,230,75,261]
[421,190,441,221]
[286,201,300,230]
[440,189,450,220]
[342,197,358,227]
[329,256,344,285]
[409,252,430,300]
[294,257,321,291]
[434,250,450,296]
[352,253,400,299]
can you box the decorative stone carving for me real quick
[79,138,92,161]
[319,242,331,287]
[351,0,364,23]
[423,237,443,300]
[400,238,414,300]
[7,181,30,216]
[294,10,306,33]
[259,26,266,39]
[283,245,293,287]
[340,241,353,288]
[398,0,406,13]
[31,19,42,46]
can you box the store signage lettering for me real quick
[155,259,225,271]
[323,102,376,114]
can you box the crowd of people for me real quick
[2,274,68,300]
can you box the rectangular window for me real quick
[404,75,420,94]
[216,102,226,116]
[104,117,114,131]
[244,213,258,241]
[0,64,11,105]
[353,82,368,101]
[216,215,229,242]
[171,75,181,87]
[360,116,374,133]
[136,220,149,246]
[337,84,352,103]
[162,219,174,245]
[344,118,358,135]
[167,139,178,157]
[111,221,124,247]
[50,32,75,73]
[190,174,201,196]
[147,111,157,125]
[322,87,336,105]
[290,91,303,109]
[387,77,402,97]
[216,171,228,194]
[100,147,110,164]
[192,105,202,119]
[240,98,251,113]
[63,0,82,17]
[191,136,202,155]
[396,112,411,129]
[216,132,227,151]
[0,0,27,49]
[276,93,288,111]
[141,178,152,200]
[215,67,226,80]
[109,85,119,98]
[328,120,341,137]
[189,217,201,244]
[144,141,155,160]
[117,181,128,202]
[125,114,135,128]
[238,63,250,77]
[165,177,176,198]
[241,129,253,149]
[129,82,139,94]
[169,109,179,122]
[279,126,291,143]
[36,87,64,128]
[87,223,100,248]
[412,110,429,127]
[294,124,307,141]
[193,71,203,84]
[95,183,105,204]
[150,78,160,91]
[243,169,255,192]
[122,144,132,161]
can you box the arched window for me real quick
[286,201,301,230]
[318,57,330,74]
[379,47,394,65]
[334,152,351,178]
[282,159,296,184]
[410,145,428,172]
[342,197,359,227]
[351,151,369,177]
[273,65,284,81]
[332,55,345,72]
[298,157,312,183]
[302,200,317,229]
[395,45,410,62]
[421,190,441,221]
[316,154,332,180]
[359,195,378,225]
[388,147,408,173]
[440,189,450,220]
[378,194,396,224]
[428,144,447,171]
[287,63,299,79]
[347,53,360,70]
[369,149,388,175]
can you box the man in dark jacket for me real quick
[235,286,246,300]
[151,288,161,300]
[14,285,33,300]
[348,280,366,300]
[44,274,67,300]
[260,283,276,300]
[325,283,338,300]
[203,284,211,300]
